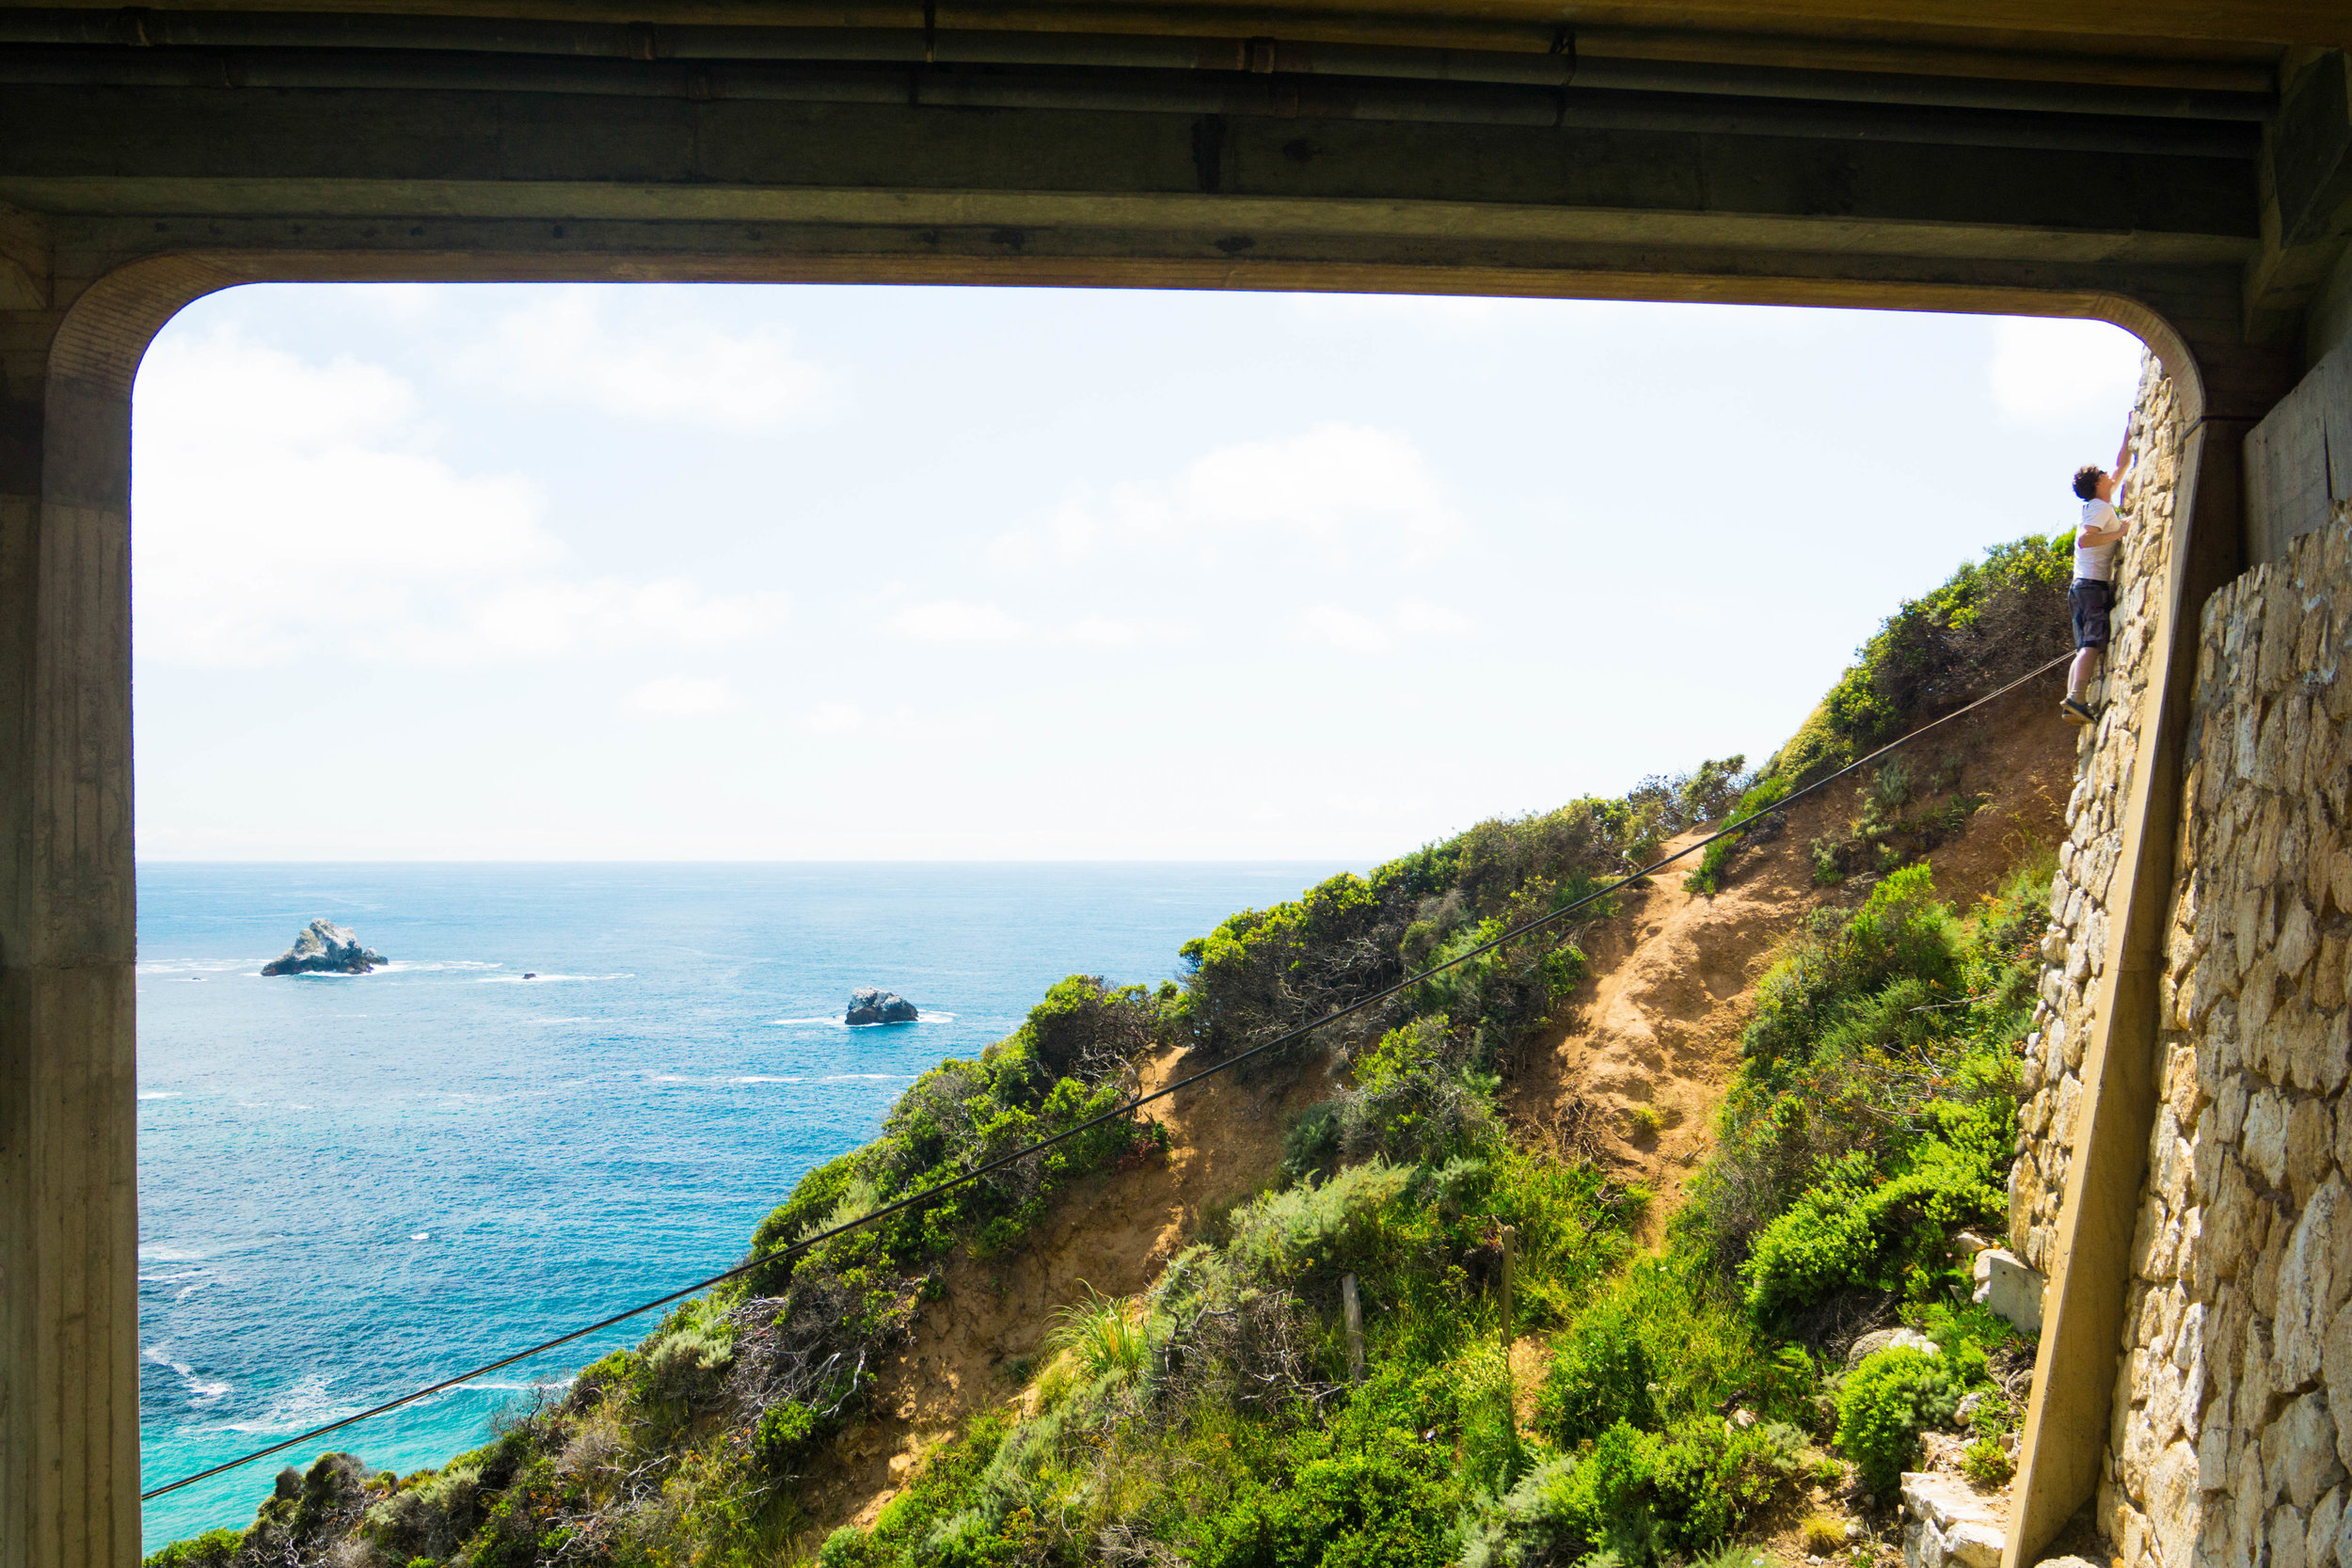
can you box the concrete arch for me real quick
[0,88,2322,1556]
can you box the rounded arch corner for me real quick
[46,254,258,404]
[2080,293,2207,425]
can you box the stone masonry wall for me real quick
[2011,356,2186,1271]
[2096,510,2352,1568]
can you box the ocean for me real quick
[136,862,1343,1553]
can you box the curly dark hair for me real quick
[2072,465,2105,500]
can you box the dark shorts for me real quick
[2070,578,2113,650]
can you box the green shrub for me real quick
[755,1400,819,1470]
[1835,1347,1963,1496]
[1335,1019,1502,1166]
[1046,1284,1153,1381]
[1454,1342,1524,1497]
[1194,1441,1454,1568]
[141,1528,245,1568]
[1535,1305,1657,1447]
[1225,1159,1415,1280]
[1740,1140,2005,1323]
[1765,535,2070,786]
[1961,1437,2013,1488]
[1454,1454,1585,1568]
[1685,777,1789,895]
[1282,1101,1345,1183]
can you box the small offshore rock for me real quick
[846,987,920,1026]
[262,919,386,976]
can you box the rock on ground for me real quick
[261,919,386,976]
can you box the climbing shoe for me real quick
[2060,697,2097,727]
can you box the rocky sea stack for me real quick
[262,919,386,976]
[845,987,919,1025]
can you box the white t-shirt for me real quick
[2075,498,2123,581]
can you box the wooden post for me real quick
[1342,1273,1365,1386]
[1499,1226,1517,1353]
[1500,1226,1521,1469]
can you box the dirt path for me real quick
[1504,682,2075,1220]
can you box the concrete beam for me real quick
[2249,50,2352,340]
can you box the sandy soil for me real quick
[789,680,2078,1545]
[1502,681,2075,1225]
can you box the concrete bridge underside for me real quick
[3,6,2349,1567]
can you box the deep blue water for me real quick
[137,862,1343,1552]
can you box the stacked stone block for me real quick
[2096,510,2352,1568]
[2012,356,2185,1272]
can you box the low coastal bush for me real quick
[1767,534,2070,788]
[1835,1346,1963,1496]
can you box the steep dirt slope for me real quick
[1504,682,2074,1215]
[794,1041,1334,1538]
[793,683,2075,1543]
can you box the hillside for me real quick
[151,534,2081,1568]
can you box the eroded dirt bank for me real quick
[1505,683,2075,1213]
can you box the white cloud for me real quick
[451,290,830,430]
[806,701,865,734]
[623,677,736,719]
[133,327,785,667]
[1060,615,1191,647]
[1393,598,1471,638]
[1287,291,1505,329]
[1293,598,1474,655]
[1000,424,1461,564]
[399,578,789,663]
[885,600,1027,644]
[990,494,1102,568]
[1987,318,2144,423]
[1295,604,1395,655]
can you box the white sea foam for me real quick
[480,972,633,984]
[219,1373,358,1433]
[139,1245,209,1264]
[727,1075,803,1085]
[138,1091,184,1101]
[771,1010,954,1027]
[137,958,261,976]
[818,1073,908,1083]
[526,1016,596,1025]
[139,1269,208,1284]
[143,1344,231,1405]
[411,1232,430,1241]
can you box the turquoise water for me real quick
[136,862,1342,1551]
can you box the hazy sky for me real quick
[130,284,2141,861]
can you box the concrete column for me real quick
[2001,414,2241,1565]
[1,255,224,1568]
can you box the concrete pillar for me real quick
[2,255,223,1568]
[1996,318,2302,1563]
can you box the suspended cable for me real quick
[142,648,2073,1503]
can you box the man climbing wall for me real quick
[2062,418,2136,727]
